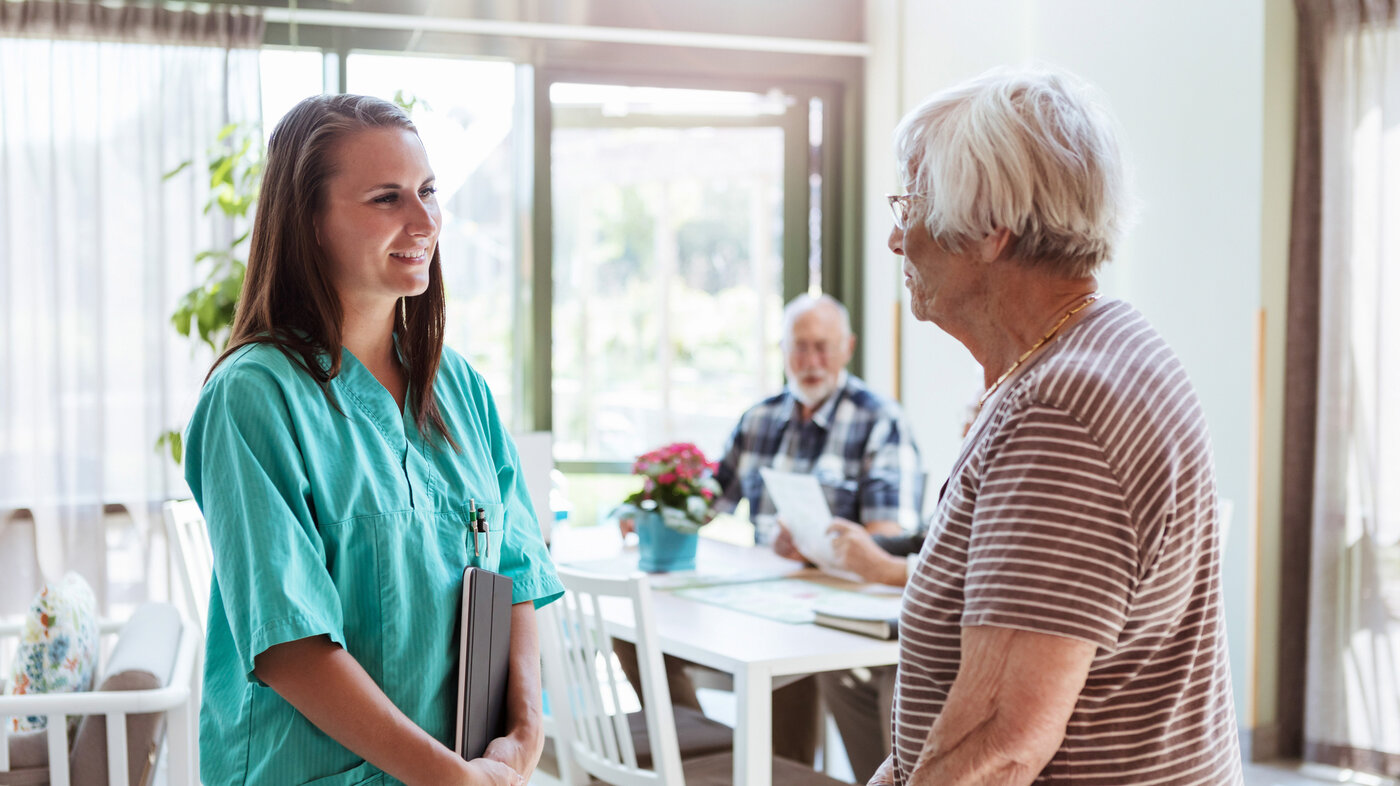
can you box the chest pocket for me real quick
[813,466,860,521]
[441,501,506,574]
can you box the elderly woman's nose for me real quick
[888,224,905,256]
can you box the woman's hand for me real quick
[254,636,481,786]
[827,519,908,586]
[483,729,542,779]
[463,758,525,785]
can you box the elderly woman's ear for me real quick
[975,227,1014,263]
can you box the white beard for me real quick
[789,378,834,408]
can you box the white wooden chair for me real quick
[162,501,211,637]
[0,603,198,786]
[538,567,845,786]
[540,568,685,786]
[161,500,210,783]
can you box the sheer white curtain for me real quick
[1305,0,1400,773]
[0,5,262,614]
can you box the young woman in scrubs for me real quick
[183,94,563,786]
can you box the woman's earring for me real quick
[399,296,407,329]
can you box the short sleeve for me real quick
[962,403,1137,652]
[184,362,346,682]
[857,411,925,532]
[474,375,564,609]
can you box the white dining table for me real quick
[550,526,901,786]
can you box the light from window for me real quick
[259,48,324,134]
[551,84,787,464]
[346,53,520,423]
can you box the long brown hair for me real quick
[212,94,456,449]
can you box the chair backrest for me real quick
[513,431,555,542]
[538,568,685,786]
[0,602,199,786]
[162,501,211,635]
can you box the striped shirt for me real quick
[891,299,1242,785]
[714,372,925,542]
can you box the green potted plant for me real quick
[157,122,262,464]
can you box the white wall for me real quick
[863,0,1294,731]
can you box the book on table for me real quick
[455,567,513,761]
[811,592,902,640]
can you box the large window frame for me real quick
[533,68,852,473]
[257,7,866,474]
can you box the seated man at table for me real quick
[618,293,925,767]
[714,293,924,544]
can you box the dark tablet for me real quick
[454,567,513,761]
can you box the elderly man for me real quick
[619,293,925,768]
[876,67,1242,785]
[714,293,924,542]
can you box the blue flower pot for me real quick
[637,510,698,573]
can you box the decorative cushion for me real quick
[3,573,100,732]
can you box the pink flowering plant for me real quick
[614,442,724,534]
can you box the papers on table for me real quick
[758,468,861,581]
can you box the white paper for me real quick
[758,468,861,581]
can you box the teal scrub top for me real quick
[184,342,563,786]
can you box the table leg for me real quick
[734,666,773,786]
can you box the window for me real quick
[549,83,790,465]
[259,47,323,131]
[346,53,523,420]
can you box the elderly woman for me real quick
[876,69,1243,785]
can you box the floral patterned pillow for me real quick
[3,573,100,732]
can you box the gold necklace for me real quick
[978,292,1102,407]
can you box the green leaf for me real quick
[162,160,192,180]
[218,276,242,301]
[227,194,254,217]
[211,163,235,193]
[231,229,251,249]
[155,430,184,464]
[216,123,238,142]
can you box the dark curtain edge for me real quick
[1278,0,1400,765]
[1274,0,1325,761]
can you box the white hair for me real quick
[894,66,1134,277]
[780,294,851,346]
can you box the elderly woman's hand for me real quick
[828,519,907,586]
[867,755,897,786]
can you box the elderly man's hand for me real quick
[772,521,806,562]
[828,519,907,586]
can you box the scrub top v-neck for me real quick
[184,342,562,786]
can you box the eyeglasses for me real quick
[886,193,929,231]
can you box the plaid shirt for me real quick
[714,372,925,543]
